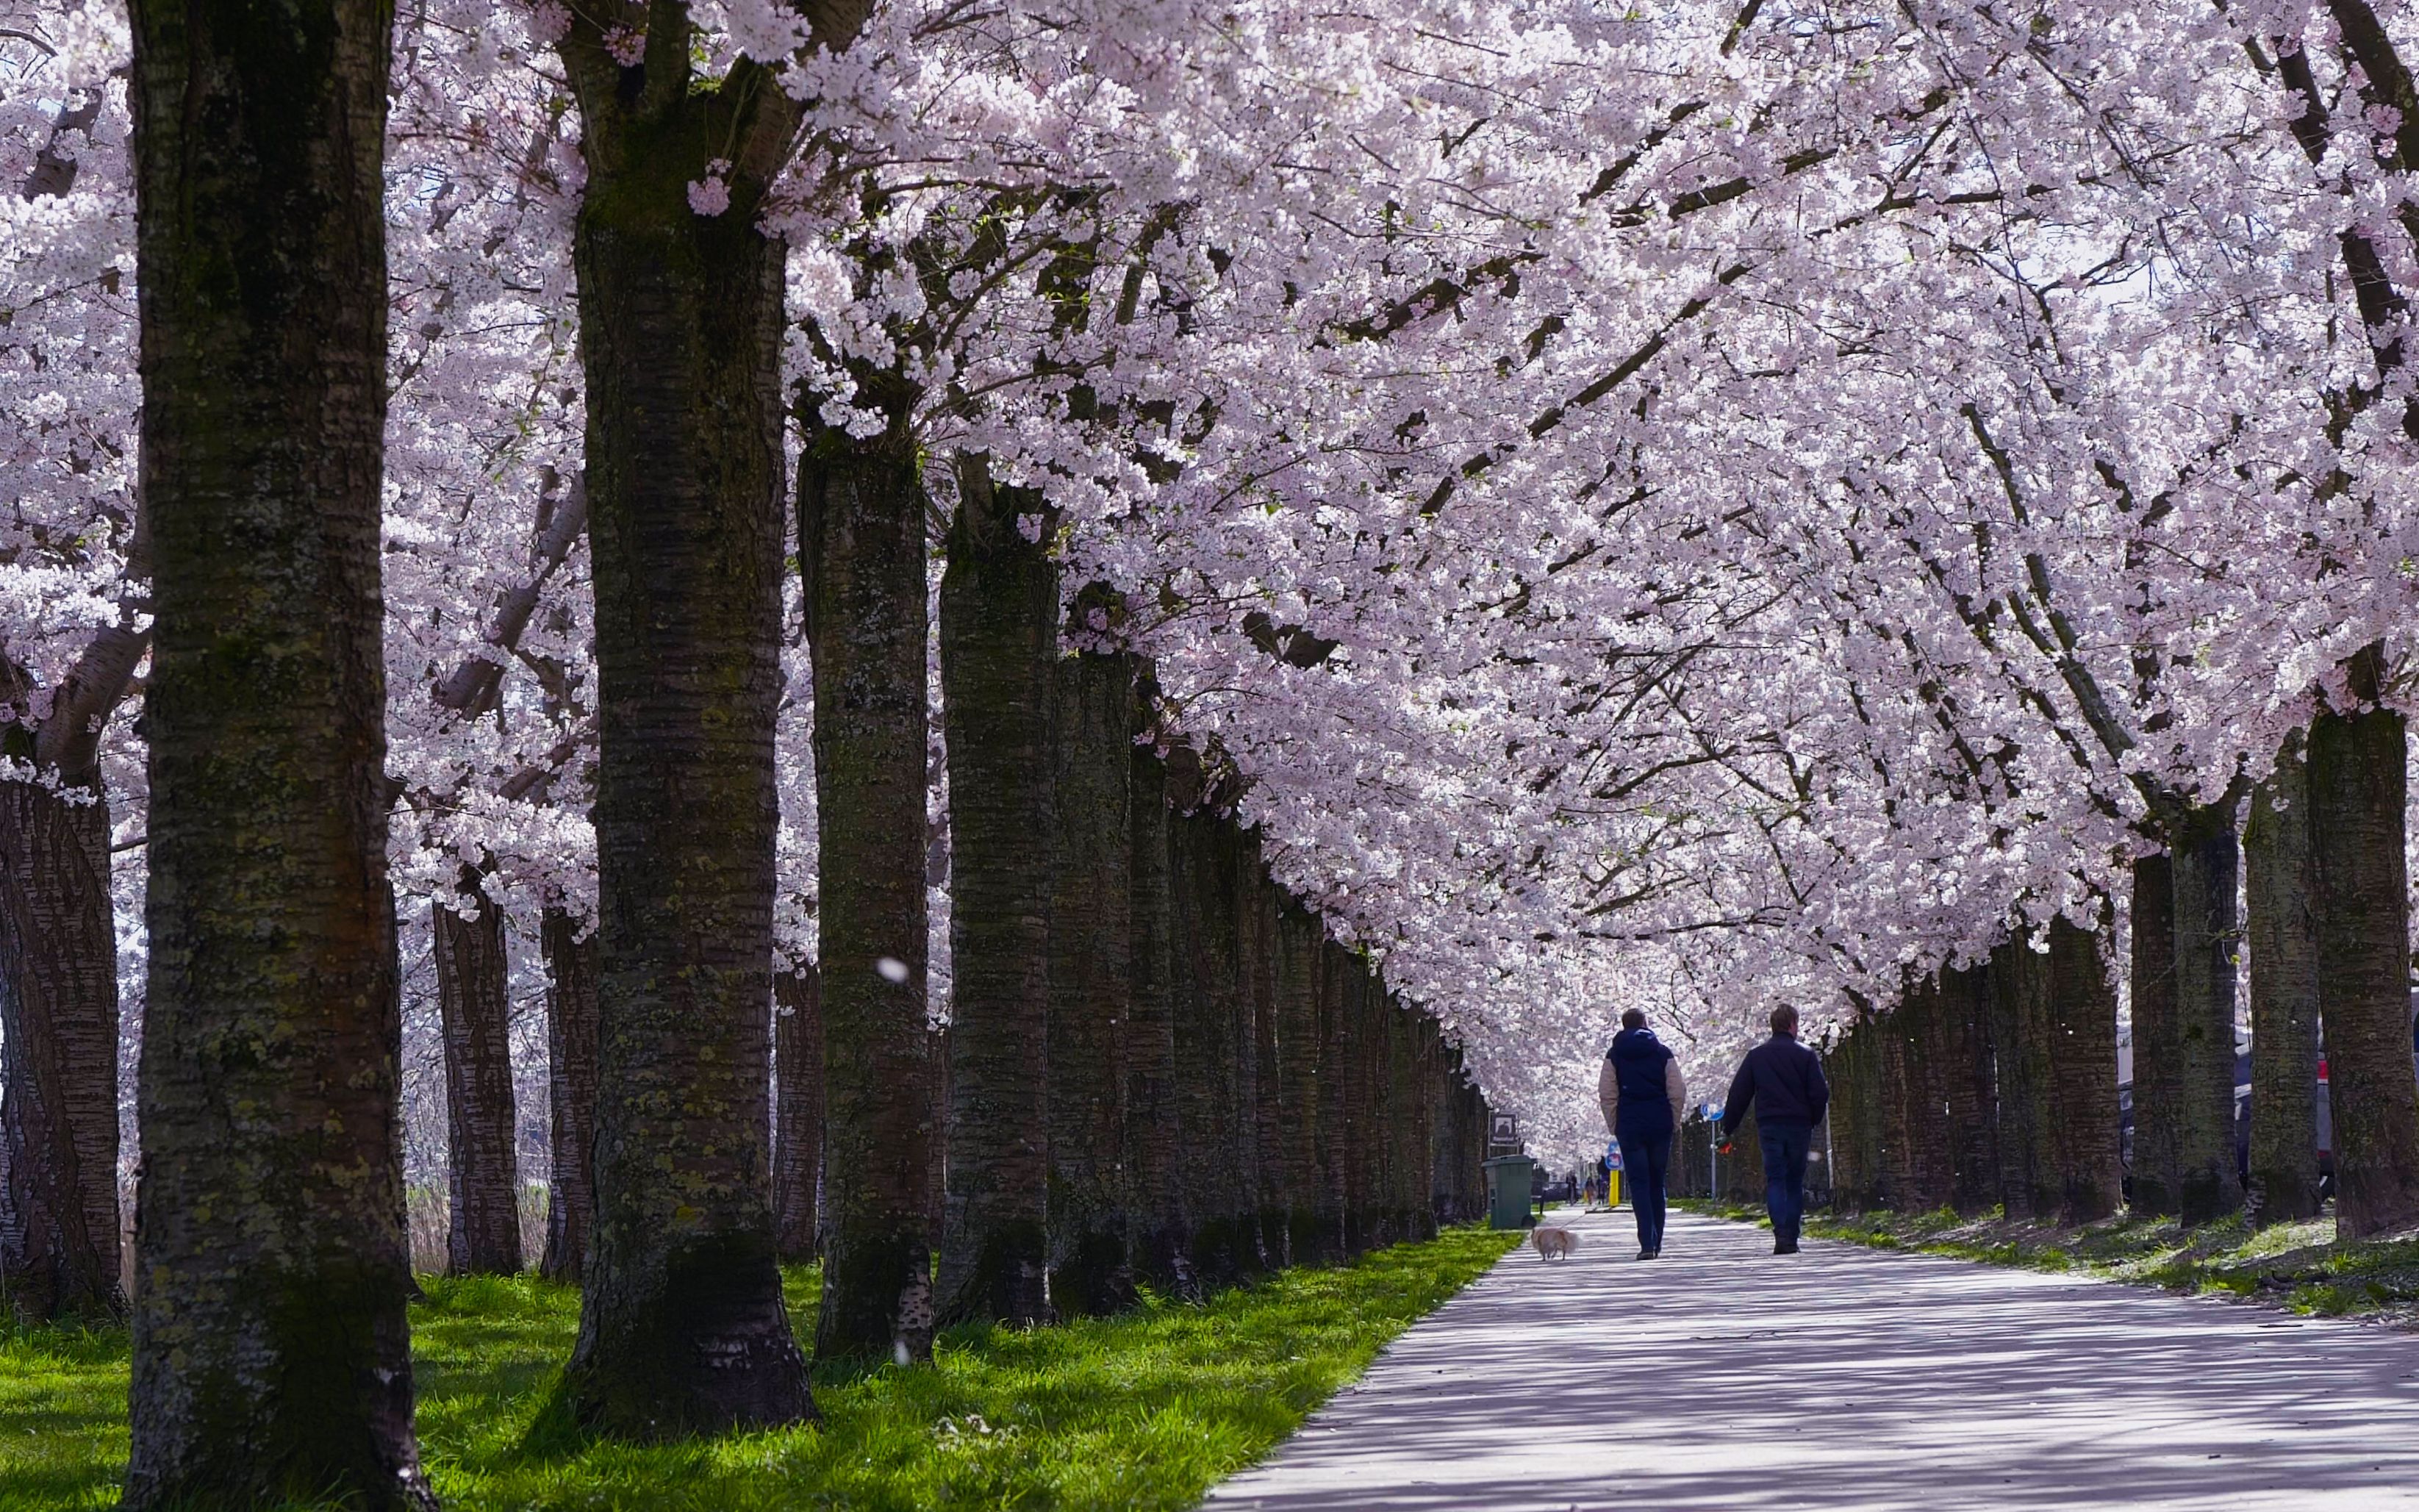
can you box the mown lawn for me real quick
[1,1225,1514,1511]
[1685,1197,2419,1325]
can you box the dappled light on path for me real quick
[1205,1209,2419,1510]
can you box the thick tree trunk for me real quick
[800,429,936,1362]
[0,776,122,1320]
[560,139,809,1434]
[1875,1011,1915,1209]
[1989,936,2060,1220]
[2168,808,2246,1225]
[433,870,523,1275]
[2046,914,2124,1223]
[1896,979,1954,1211]
[2243,749,2324,1225]
[772,965,824,1264]
[122,0,430,1498]
[1241,843,1289,1264]
[934,462,1056,1329]
[1935,964,2000,1214]
[2128,853,2182,1216]
[1171,812,1244,1284]
[540,909,600,1284]
[2309,648,2419,1237]
[1317,942,1363,1252]
[1277,900,1336,1262]
[1047,648,1137,1315]
[1123,740,1191,1296]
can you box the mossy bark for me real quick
[2128,853,2182,1217]
[122,0,430,1500]
[1123,742,1192,1296]
[934,463,1056,1329]
[1047,649,1138,1315]
[2308,650,2419,1238]
[0,775,122,1322]
[2168,809,2246,1225]
[2243,749,2323,1225]
[540,909,600,1285]
[772,966,825,1265]
[554,113,810,1431]
[800,429,936,1361]
[2046,915,2124,1223]
[433,870,523,1276]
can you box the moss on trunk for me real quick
[2309,651,2419,1239]
[2244,749,2324,1226]
[434,869,523,1277]
[122,0,429,1500]
[934,462,1057,1329]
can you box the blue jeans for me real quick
[1761,1121,1812,1247]
[1616,1126,1672,1252]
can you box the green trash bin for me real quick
[1483,1155,1535,1230]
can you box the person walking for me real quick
[1720,1005,1830,1254]
[1599,1008,1687,1260]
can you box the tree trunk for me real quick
[2309,647,2419,1237]
[2168,807,2246,1225]
[1989,936,2060,1220]
[2129,853,2182,1216]
[2243,748,2324,1225]
[540,909,599,1284]
[0,775,122,1320]
[1317,942,1363,1251]
[1875,1010,1915,1209]
[1123,739,1191,1296]
[1936,964,2000,1214]
[1240,841,1289,1264]
[1047,648,1136,1315]
[2046,914,2124,1224]
[122,0,430,1497]
[1897,979,1954,1211]
[433,870,523,1275]
[559,129,808,1435]
[934,462,1056,1329]
[1171,811,1244,1284]
[772,965,824,1264]
[1277,900,1336,1262]
[800,428,936,1362]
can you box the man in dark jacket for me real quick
[1721,1006,1830,1254]
[1599,1008,1688,1260]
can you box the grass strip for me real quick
[1678,1197,2419,1325]
[1,1225,1515,1511]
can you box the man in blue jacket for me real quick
[1599,1008,1688,1260]
[1721,1006,1830,1255]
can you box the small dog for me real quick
[1530,1225,1579,1261]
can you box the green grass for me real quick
[1,1226,1516,1511]
[1679,1197,2419,1325]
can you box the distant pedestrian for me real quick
[1599,1008,1687,1260]
[1720,1006,1830,1255]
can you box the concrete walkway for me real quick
[1204,1207,2419,1510]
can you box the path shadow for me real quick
[1206,1210,2419,1511]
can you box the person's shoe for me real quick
[1774,1239,1799,1255]
[1638,1247,1655,1261]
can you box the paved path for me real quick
[1204,1208,2419,1510]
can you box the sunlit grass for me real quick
[1749,1197,2419,1325]
[1,1225,1516,1511]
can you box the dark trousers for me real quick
[1760,1120,1812,1247]
[1616,1127,1672,1252]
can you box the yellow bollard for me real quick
[1608,1170,1621,1209]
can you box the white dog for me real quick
[1530,1225,1579,1261]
